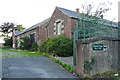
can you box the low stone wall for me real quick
[76,37,119,76]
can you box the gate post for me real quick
[76,40,84,76]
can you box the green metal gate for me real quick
[73,18,119,66]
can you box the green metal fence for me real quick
[73,18,119,66]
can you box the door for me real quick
[30,33,35,46]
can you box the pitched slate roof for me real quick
[15,7,118,37]
[15,31,22,36]
[16,18,50,36]
[57,7,118,28]
[57,7,78,19]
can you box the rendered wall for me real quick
[76,38,119,76]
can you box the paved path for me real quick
[2,57,76,78]
[55,56,74,67]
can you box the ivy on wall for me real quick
[84,56,96,73]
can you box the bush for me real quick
[3,37,13,47]
[29,42,38,51]
[38,35,73,57]
[20,36,31,50]
[54,35,73,57]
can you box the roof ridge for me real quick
[56,6,78,18]
[56,6,77,13]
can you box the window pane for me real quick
[57,22,61,35]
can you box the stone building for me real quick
[46,7,78,39]
[12,6,118,49]
[12,7,78,48]
[12,18,50,48]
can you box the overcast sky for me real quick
[0,0,119,43]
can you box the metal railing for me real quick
[75,19,118,40]
[73,18,119,66]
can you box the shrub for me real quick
[3,37,13,47]
[54,35,73,57]
[29,42,38,51]
[38,38,55,54]
[62,64,67,67]
[20,36,31,50]
[38,35,73,57]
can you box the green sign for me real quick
[92,44,104,50]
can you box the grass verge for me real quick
[1,48,43,58]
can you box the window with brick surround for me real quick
[56,21,61,35]
[54,19,64,36]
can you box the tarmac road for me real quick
[2,57,76,78]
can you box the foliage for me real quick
[76,1,113,39]
[20,36,31,50]
[0,22,15,34]
[3,37,13,47]
[84,74,92,79]
[79,1,112,19]
[0,22,15,39]
[0,22,25,39]
[38,35,73,57]
[15,25,25,31]
[84,56,95,73]
[51,57,76,73]
[93,71,119,78]
[29,42,39,51]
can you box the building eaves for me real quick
[15,31,22,36]
[16,18,50,36]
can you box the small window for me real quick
[56,22,61,35]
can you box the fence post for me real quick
[97,19,99,37]
[73,30,76,66]
[73,20,79,66]
[110,21,113,37]
[83,20,86,40]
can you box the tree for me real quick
[0,22,15,38]
[76,1,113,39]
[15,25,25,31]
[3,37,13,47]
[78,1,112,19]
[0,22,15,34]
[0,22,25,39]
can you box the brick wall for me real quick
[14,8,77,48]
[40,26,47,42]
[16,28,39,48]
[47,8,76,39]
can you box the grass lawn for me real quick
[1,48,43,59]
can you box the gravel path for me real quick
[2,57,76,78]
